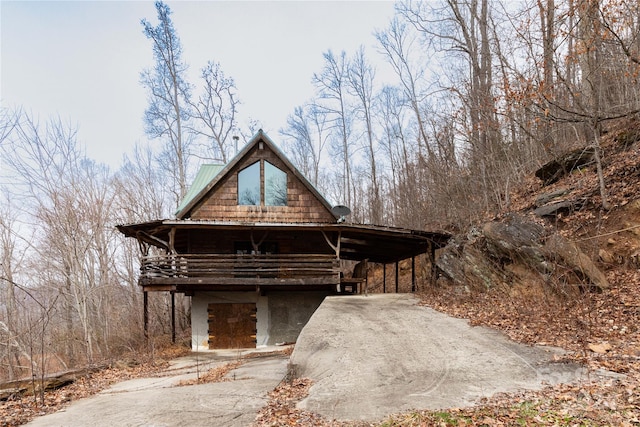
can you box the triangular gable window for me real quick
[265,161,287,206]
[237,160,287,206]
[238,161,260,205]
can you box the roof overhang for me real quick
[117,220,451,264]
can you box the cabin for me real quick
[117,130,451,350]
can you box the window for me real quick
[265,161,287,206]
[237,160,288,206]
[238,162,260,205]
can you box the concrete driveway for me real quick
[25,349,289,427]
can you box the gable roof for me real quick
[175,130,338,220]
[175,164,224,214]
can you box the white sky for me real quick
[1,1,397,169]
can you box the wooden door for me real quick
[207,303,257,349]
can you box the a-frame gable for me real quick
[176,130,338,224]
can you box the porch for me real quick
[138,253,341,291]
[117,220,453,344]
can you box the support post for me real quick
[383,264,386,293]
[411,256,416,292]
[429,241,437,286]
[171,291,176,344]
[321,230,341,258]
[143,290,149,341]
[168,227,176,253]
[395,261,399,293]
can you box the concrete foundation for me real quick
[191,290,329,350]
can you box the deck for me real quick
[139,253,341,291]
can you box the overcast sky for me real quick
[1,1,397,168]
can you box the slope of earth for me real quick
[412,119,640,425]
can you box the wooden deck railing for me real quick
[139,253,341,287]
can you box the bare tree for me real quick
[375,17,434,162]
[280,104,329,188]
[376,85,408,224]
[518,0,640,208]
[114,144,190,340]
[0,195,23,381]
[115,143,172,221]
[348,46,382,224]
[189,61,239,163]
[313,50,355,208]
[1,112,121,365]
[141,1,192,201]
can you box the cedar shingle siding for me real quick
[189,143,335,223]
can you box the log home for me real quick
[117,131,450,350]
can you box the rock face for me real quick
[535,146,595,185]
[533,198,587,218]
[544,234,609,290]
[436,214,608,291]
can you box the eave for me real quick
[116,219,452,264]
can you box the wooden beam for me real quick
[395,261,399,293]
[171,291,176,344]
[429,241,437,286]
[140,284,177,292]
[141,276,340,287]
[136,230,169,251]
[411,256,416,292]
[321,231,341,258]
[383,264,386,293]
[250,230,269,253]
[169,227,176,254]
[143,291,148,341]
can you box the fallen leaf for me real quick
[588,342,612,354]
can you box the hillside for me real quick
[251,121,640,426]
[412,119,640,425]
[5,121,640,426]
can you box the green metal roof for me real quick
[175,164,224,215]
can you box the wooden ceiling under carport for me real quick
[331,224,451,263]
[116,220,452,264]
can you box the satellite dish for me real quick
[331,205,351,223]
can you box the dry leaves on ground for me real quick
[177,360,244,386]
[1,346,189,427]
[252,378,370,427]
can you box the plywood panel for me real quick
[207,303,257,349]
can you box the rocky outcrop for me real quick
[436,214,608,291]
[534,197,588,218]
[544,234,609,290]
[535,146,595,186]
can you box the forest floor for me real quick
[0,345,192,427]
